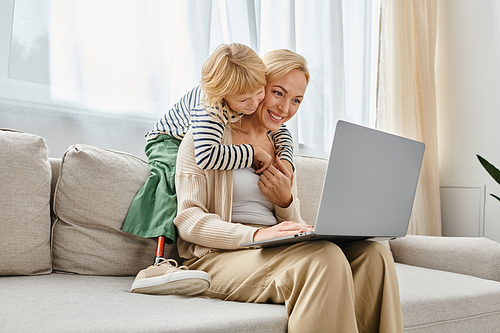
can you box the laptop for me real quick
[241,120,425,248]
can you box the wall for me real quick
[436,0,500,242]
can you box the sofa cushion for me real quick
[52,144,178,276]
[396,263,500,332]
[0,273,287,333]
[0,129,52,275]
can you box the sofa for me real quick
[2,128,500,333]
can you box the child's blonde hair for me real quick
[201,43,267,120]
[261,49,310,85]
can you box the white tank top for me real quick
[231,168,277,226]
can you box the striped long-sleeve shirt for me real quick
[145,85,294,170]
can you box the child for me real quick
[123,43,295,295]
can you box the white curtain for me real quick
[377,0,442,236]
[38,0,378,157]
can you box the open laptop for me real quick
[241,120,425,248]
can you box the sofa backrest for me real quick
[47,156,329,225]
[2,129,328,277]
[47,148,329,276]
[295,155,328,225]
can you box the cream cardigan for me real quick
[174,127,306,260]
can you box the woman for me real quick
[174,49,404,333]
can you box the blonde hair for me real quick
[261,49,310,85]
[201,43,267,119]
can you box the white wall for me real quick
[437,0,500,242]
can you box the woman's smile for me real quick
[267,110,285,122]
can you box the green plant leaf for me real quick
[491,193,500,202]
[477,155,500,185]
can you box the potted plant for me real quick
[477,155,500,202]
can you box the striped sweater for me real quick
[145,85,294,170]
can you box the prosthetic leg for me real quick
[154,236,165,265]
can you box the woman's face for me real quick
[256,69,307,132]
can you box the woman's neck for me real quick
[232,114,273,156]
[236,113,267,138]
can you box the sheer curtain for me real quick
[49,0,212,117]
[45,0,379,158]
[377,0,442,235]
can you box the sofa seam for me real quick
[404,308,500,330]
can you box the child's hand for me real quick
[252,145,272,174]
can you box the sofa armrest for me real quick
[389,235,500,282]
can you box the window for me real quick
[1,0,380,158]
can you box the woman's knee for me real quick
[363,241,393,263]
[304,240,345,260]
[305,241,353,274]
[346,240,391,258]
[286,241,349,269]
[345,241,397,280]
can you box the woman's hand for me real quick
[253,221,314,242]
[280,159,294,183]
[258,157,293,208]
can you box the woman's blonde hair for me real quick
[261,49,310,85]
[201,43,267,119]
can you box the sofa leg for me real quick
[154,236,165,265]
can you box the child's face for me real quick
[225,87,265,115]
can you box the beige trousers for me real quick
[185,240,403,333]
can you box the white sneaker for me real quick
[131,258,210,295]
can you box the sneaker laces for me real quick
[154,257,189,271]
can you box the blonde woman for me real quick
[174,49,404,333]
[124,44,295,295]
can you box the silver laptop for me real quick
[241,120,425,248]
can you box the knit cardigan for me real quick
[174,127,305,260]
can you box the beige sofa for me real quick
[2,128,500,333]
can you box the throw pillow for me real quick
[52,144,179,276]
[0,129,52,275]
